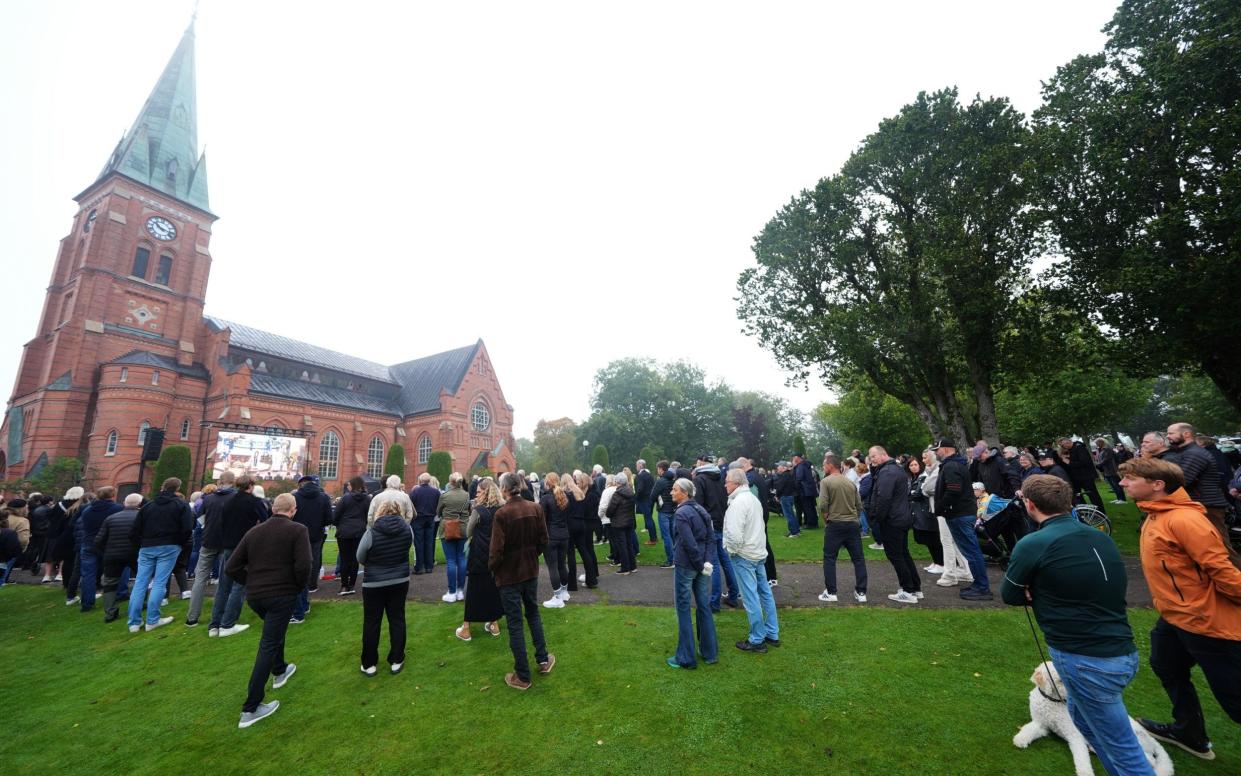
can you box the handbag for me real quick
[443,518,463,541]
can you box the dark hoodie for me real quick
[653,470,675,514]
[94,507,140,566]
[333,491,371,540]
[130,491,193,548]
[76,498,123,546]
[539,491,572,541]
[692,465,728,530]
[357,514,413,586]
[293,480,333,541]
[201,486,237,549]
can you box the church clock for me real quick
[145,216,177,241]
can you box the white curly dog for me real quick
[1013,661,1173,776]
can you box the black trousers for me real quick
[1072,478,1108,514]
[615,527,637,572]
[337,537,360,589]
[913,527,943,566]
[823,522,867,594]
[243,594,296,713]
[569,525,598,588]
[794,494,817,528]
[361,581,408,669]
[544,538,570,590]
[980,510,1027,559]
[1149,617,1241,741]
[499,578,548,682]
[764,539,777,582]
[880,523,921,593]
[308,539,324,590]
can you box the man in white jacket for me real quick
[723,467,779,654]
[367,476,413,524]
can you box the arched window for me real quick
[131,246,151,278]
[84,209,97,234]
[154,254,173,285]
[180,418,191,440]
[138,421,150,446]
[119,367,128,383]
[471,401,490,432]
[105,430,118,456]
[366,436,385,478]
[417,433,432,464]
[151,370,160,386]
[319,431,340,480]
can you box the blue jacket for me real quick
[673,500,714,573]
[75,499,123,547]
[409,483,441,519]
[794,460,816,497]
[652,471,675,514]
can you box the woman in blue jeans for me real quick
[437,474,471,603]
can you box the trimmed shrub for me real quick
[427,451,452,485]
[591,444,610,471]
[637,444,663,467]
[384,444,405,479]
[150,444,192,497]
[792,434,807,458]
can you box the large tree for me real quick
[739,89,1041,446]
[532,417,579,475]
[816,379,929,457]
[1034,0,1241,413]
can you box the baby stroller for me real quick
[975,496,1028,567]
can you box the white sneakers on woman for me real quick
[441,592,456,603]
[544,585,570,608]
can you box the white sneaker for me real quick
[555,586,570,601]
[818,590,838,602]
[128,624,140,633]
[360,665,377,677]
[854,591,867,603]
[41,575,51,583]
[924,564,944,574]
[209,627,220,637]
[65,596,80,606]
[219,623,251,638]
[914,591,924,600]
[936,576,958,587]
[273,663,296,689]
[145,616,174,631]
[238,700,279,729]
[180,591,192,600]
[769,579,778,587]
[390,662,403,674]
[455,590,464,602]
[543,596,565,609]
[161,598,169,606]
[441,592,456,603]
[578,574,586,584]
[869,543,885,551]
[54,574,63,581]
[1111,499,1126,504]
[888,591,919,604]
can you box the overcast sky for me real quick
[1,0,1117,438]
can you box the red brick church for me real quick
[0,24,516,494]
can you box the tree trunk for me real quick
[1200,351,1241,419]
[968,360,1001,446]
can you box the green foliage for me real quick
[532,418,579,475]
[426,451,452,484]
[383,444,405,478]
[513,437,536,472]
[732,392,802,467]
[149,445,192,496]
[739,88,1041,446]
[792,434,807,458]
[995,370,1153,445]
[1033,0,1241,414]
[637,444,664,467]
[1165,373,1241,434]
[815,381,928,457]
[590,443,610,471]
[0,456,84,499]
[468,467,494,480]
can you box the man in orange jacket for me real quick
[1120,457,1241,761]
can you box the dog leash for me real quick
[1024,604,1066,704]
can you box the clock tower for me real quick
[3,21,217,475]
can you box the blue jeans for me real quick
[412,516,436,573]
[79,546,100,610]
[657,512,675,564]
[945,514,989,590]
[709,534,740,610]
[127,545,181,627]
[780,495,799,535]
[188,521,203,574]
[732,555,779,645]
[1048,648,1155,776]
[441,539,466,594]
[859,510,870,536]
[209,547,247,629]
[673,566,717,667]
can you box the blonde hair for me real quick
[475,477,503,508]
[561,473,583,500]
[605,474,617,488]
[545,472,567,510]
[575,472,592,494]
[376,500,404,518]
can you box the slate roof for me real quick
[206,317,395,383]
[248,374,402,416]
[108,349,210,380]
[389,342,481,416]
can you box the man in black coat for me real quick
[635,460,657,546]
[867,446,920,602]
[792,454,819,529]
[94,493,142,622]
[291,474,333,622]
[186,471,238,628]
[127,478,194,632]
[1057,437,1108,514]
[933,439,991,601]
[693,456,738,611]
[212,475,269,637]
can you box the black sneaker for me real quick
[735,640,768,654]
[724,597,740,609]
[103,612,118,623]
[1137,719,1215,760]
[764,637,781,647]
[959,586,994,601]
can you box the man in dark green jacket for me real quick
[1001,474,1152,775]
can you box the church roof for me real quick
[389,343,481,416]
[93,22,210,212]
[206,317,485,417]
[108,349,210,380]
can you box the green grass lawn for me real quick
[318,493,1144,571]
[1,585,1235,774]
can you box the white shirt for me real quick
[723,486,767,562]
[845,468,860,488]
[598,486,616,524]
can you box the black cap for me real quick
[6,498,27,509]
[298,474,319,484]
[931,438,956,450]
[1036,449,1056,460]
[696,454,713,463]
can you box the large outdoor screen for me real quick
[212,432,306,481]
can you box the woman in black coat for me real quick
[455,478,504,642]
[334,476,371,595]
[539,473,572,608]
[906,457,943,572]
[606,474,638,574]
[568,472,599,589]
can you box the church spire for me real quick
[97,20,209,211]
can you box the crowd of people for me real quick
[1,421,1239,757]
